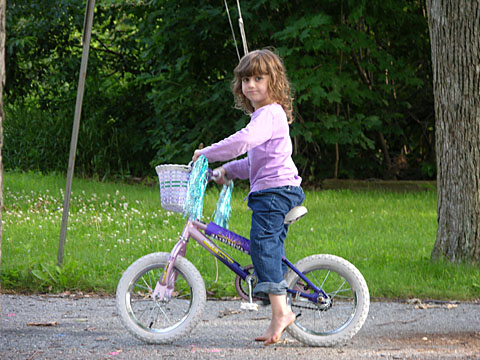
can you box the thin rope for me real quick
[224,0,241,61]
[236,0,248,55]
[224,0,248,58]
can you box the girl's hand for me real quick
[213,167,227,185]
[192,149,202,163]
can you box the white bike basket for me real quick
[155,164,191,212]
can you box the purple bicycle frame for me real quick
[153,219,328,302]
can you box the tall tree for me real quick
[0,0,6,310]
[5,0,434,181]
[427,0,480,263]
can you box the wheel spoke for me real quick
[140,274,153,292]
[319,269,330,290]
[157,303,171,327]
[135,300,154,323]
[330,279,348,298]
[134,282,152,292]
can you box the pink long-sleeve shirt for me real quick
[199,103,301,193]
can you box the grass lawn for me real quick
[2,171,479,300]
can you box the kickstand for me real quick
[240,277,258,311]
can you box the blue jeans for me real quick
[248,186,305,296]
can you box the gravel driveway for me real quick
[1,294,479,359]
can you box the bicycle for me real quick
[116,163,370,347]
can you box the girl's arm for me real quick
[197,109,273,163]
[223,157,249,180]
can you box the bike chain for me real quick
[291,302,328,311]
[240,276,329,311]
[253,294,330,312]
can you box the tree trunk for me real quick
[0,0,6,313]
[427,0,480,263]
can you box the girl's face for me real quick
[241,74,272,110]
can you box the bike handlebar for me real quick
[188,160,226,183]
[210,169,221,181]
[208,168,231,185]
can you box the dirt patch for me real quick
[366,332,480,359]
[389,331,480,348]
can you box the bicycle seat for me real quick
[284,206,308,224]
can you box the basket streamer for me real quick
[213,181,234,229]
[183,155,209,220]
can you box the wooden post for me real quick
[57,0,96,266]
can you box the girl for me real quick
[192,49,304,345]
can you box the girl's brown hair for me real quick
[231,49,294,123]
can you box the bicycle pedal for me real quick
[240,302,259,311]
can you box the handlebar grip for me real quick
[211,169,221,181]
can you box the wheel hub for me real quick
[316,295,333,311]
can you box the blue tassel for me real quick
[213,181,234,229]
[183,156,209,220]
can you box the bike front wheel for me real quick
[116,252,206,344]
[285,254,369,347]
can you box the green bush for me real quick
[4,101,70,172]
[5,0,435,181]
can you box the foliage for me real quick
[5,0,155,177]
[274,0,434,180]
[5,0,434,181]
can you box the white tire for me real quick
[116,252,206,344]
[285,254,370,346]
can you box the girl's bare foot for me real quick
[263,311,296,345]
[254,294,296,345]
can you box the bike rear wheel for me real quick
[285,254,369,347]
[116,252,206,344]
